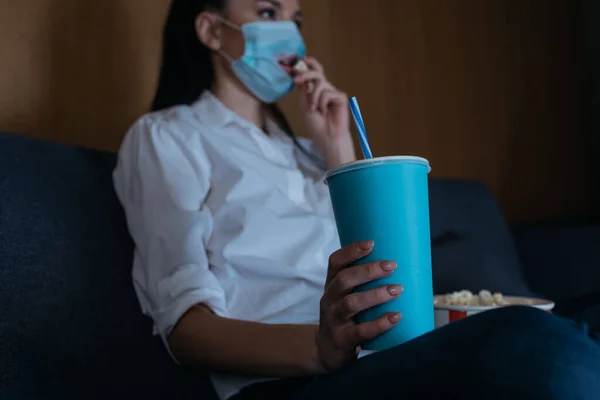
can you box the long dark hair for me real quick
[151,0,298,142]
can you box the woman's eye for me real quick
[258,8,276,20]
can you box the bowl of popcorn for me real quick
[434,290,555,328]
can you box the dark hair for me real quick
[151,0,300,148]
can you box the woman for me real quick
[113,0,600,399]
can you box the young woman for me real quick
[113,0,600,399]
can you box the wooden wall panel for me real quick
[325,0,595,222]
[0,0,170,151]
[0,0,596,223]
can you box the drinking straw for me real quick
[349,96,373,159]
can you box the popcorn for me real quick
[443,290,510,307]
[293,59,314,93]
[293,59,309,73]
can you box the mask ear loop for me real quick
[218,18,242,31]
[218,49,235,63]
[214,15,243,63]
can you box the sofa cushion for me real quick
[0,133,217,400]
[429,180,533,297]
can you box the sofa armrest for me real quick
[512,223,600,303]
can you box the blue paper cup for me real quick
[325,156,434,350]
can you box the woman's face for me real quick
[196,0,303,99]
[219,0,303,59]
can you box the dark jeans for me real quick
[233,307,600,400]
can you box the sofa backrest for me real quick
[0,132,532,399]
[0,133,217,399]
[428,179,532,297]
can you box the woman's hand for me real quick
[293,57,356,169]
[316,241,403,373]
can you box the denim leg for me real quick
[287,307,600,400]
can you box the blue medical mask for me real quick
[219,19,306,104]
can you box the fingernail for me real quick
[358,241,374,251]
[387,285,403,296]
[381,261,397,271]
[388,313,402,324]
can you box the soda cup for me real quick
[325,156,434,350]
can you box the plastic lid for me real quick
[325,156,431,181]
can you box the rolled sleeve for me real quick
[114,114,227,342]
[154,264,227,338]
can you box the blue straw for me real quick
[349,97,373,159]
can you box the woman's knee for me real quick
[456,307,600,399]
[473,305,557,333]
[455,306,588,354]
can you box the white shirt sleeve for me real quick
[113,116,227,341]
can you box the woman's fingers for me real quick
[320,240,402,365]
[336,285,403,320]
[318,89,347,114]
[354,313,402,343]
[328,260,397,298]
[293,70,322,85]
[308,80,329,112]
[333,313,401,350]
[294,71,327,111]
[294,70,322,100]
[302,56,325,73]
[293,60,343,113]
[326,241,374,285]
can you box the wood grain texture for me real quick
[0,0,170,151]
[0,0,595,222]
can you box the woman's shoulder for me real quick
[116,104,212,179]
[119,101,216,163]
[125,104,206,146]
[124,91,229,144]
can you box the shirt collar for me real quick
[191,91,238,129]
[191,91,292,143]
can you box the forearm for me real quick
[168,305,323,377]
[318,134,357,169]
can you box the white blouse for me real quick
[113,91,340,399]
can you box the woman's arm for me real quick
[169,305,323,377]
[115,118,324,378]
[294,57,357,170]
[170,242,400,377]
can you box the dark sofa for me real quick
[1,132,599,399]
